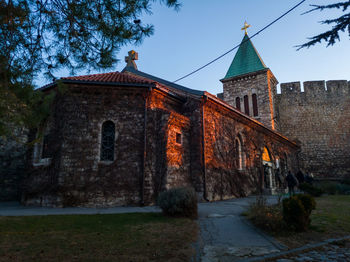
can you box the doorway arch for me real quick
[262,147,275,190]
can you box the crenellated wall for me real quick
[275,80,350,178]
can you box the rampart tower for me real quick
[220,27,278,130]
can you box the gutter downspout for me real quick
[141,87,152,206]
[202,95,209,201]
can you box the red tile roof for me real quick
[61,71,155,85]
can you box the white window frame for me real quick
[32,128,52,167]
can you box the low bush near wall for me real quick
[246,194,316,233]
[245,195,285,232]
[314,181,350,195]
[342,179,350,186]
[157,187,198,219]
[299,183,324,197]
[283,194,316,232]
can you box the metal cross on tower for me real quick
[241,21,251,35]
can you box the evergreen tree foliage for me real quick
[0,0,180,137]
[299,1,350,49]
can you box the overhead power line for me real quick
[173,0,307,83]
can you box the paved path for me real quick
[274,243,350,262]
[197,196,285,262]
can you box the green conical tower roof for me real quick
[223,34,267,80]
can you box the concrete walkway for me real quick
[0,196,285,261]
[197,196,286,262]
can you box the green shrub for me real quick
[317,181,338,195]
[299,182,324,197]
[157,187,198,219]
[315,181,350,195]
[342,179,350,186]
[337,183,350,195]
[296,194,316,215]
[282,194,316,232]
[246,195,285,232]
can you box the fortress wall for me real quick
[275,80,350,178]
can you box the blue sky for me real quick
[37,0,350,95]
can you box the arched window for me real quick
[244,95,249,115]
[235,136,244,170]
[33,122,53,166]
[262,147,272,162]
[100,121,115,161]
[235,97,241,111]
[252,93,258,116]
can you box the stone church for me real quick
[1,29,348,206]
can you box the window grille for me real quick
[252,94,258,116]
[176,132,182,145]
[244,95,249,115]
[100,121,115,161]
[41,134,51,159]
[235,97,241,111]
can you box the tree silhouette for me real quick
[298,1,350,49]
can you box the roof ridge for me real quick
[61,71,121,79]
[122,67,204,96]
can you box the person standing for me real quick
[275,168,282,188]
[286,171,298,196]
[296,170,305,185]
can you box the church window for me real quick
[41,134,51,159]
[244,95,249,115]
[176,132,182,145]
[32,125,52,166]
[235,136,244,170]
[252,94,258,116]
[100,121,115,161]
[235,97,241,111]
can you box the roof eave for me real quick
[202,92,299,148]
[37,78,157,92]
[220,68,269,83]
[38,79,186,102]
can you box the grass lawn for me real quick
[0,213,198,262]
[275,195,350,248]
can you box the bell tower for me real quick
[220,22,278,130]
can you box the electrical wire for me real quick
[173,0,307,83]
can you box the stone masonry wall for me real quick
[23,84,193,207]
[222,69,278,130]
[203,100,299,201]
[143,90,192,203]
[0,128,28,201]
[275,80,350,178]
[24,85,148,207]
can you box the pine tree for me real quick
[0,0,180,137]
[298,1,350,49]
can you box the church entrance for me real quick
[262,147,276,194]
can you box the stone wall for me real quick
[275,80,350,178]
[23,85,149,206]
[23,84,194,207]
[0,128,28,201]
[203,98,299,201]
[143,90,193,203]
[222,69,278,130]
